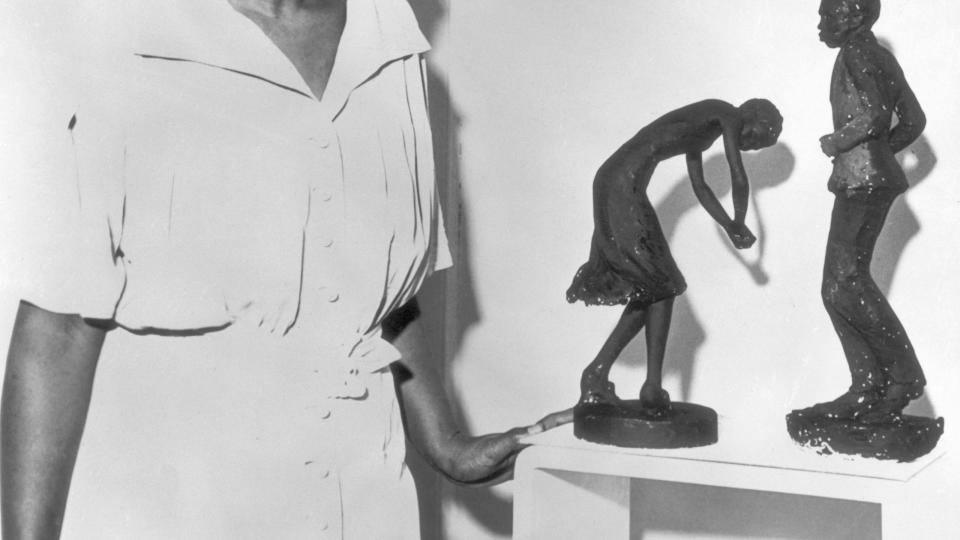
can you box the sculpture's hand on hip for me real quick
[820,133,841,158]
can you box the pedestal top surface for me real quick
[522,416,948,482]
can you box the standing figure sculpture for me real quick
[787,0,943,461]
[568,98,782,447]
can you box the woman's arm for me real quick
[384,298,571,485]
[2,302,106,539]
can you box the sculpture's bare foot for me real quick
[807,389,882,421]
[579,372,619,405]
[639,381,671,413]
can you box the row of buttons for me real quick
[310,128,340,309]
[305,121,351,534]
[314,120,340,533]
[316,398,335,535]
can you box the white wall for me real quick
[429,1,960,538]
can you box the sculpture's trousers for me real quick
[820,188,925,394]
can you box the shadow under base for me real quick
[786,408,944,462]
[574,400,717,448]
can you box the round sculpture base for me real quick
[786,408,944,462]
[574,400,718,448]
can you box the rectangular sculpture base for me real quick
[514,423,953,539]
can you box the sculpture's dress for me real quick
[566,134,687,307]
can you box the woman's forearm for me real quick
[2,302,106,539]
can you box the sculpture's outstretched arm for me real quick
[686,151,733,229]
[720,120,750,225]
[690,142,756,250]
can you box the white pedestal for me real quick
[514,421,952,539]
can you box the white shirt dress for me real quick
[3,0,449,537]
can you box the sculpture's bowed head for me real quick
[818,0,881,48]
[737,98,783,151]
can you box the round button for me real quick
[327,293,340,303]
[319,238,334,248]
[319,522,329,531]
[318,469,330,479]
[319,192,333,202]
[315,124,335,149]
[307,135,329,149]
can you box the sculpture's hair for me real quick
[739,98,784,139]
[842,0,881,29]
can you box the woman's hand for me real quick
[386,298,574,487]
[441,409,573,486]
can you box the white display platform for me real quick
[514,417,951,539]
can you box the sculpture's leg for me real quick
[579,301,648,405]
[820,190,924,419]
[820,192,887,416]
[845,191,925,406]
[639,297,673,410]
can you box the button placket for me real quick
[315,470,337,537]
[312,395,339,538]
[307,119,344,307]
[308,118,336,150]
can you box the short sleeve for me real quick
[0,7,126,319]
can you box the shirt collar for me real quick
[129,0,430,119]
[322,0,430,119]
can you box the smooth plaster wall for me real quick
[429,1,960,538]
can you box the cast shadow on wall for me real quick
[879,135,938,418]
[421,64,511,540]
[421,56,513,540]
[404,1,494,539]
[618,143,795,403]
[870,38,940,418]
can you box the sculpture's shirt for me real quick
[827,34,916,193]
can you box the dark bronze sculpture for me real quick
[786,0,943,461]
[568,98,783,448]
